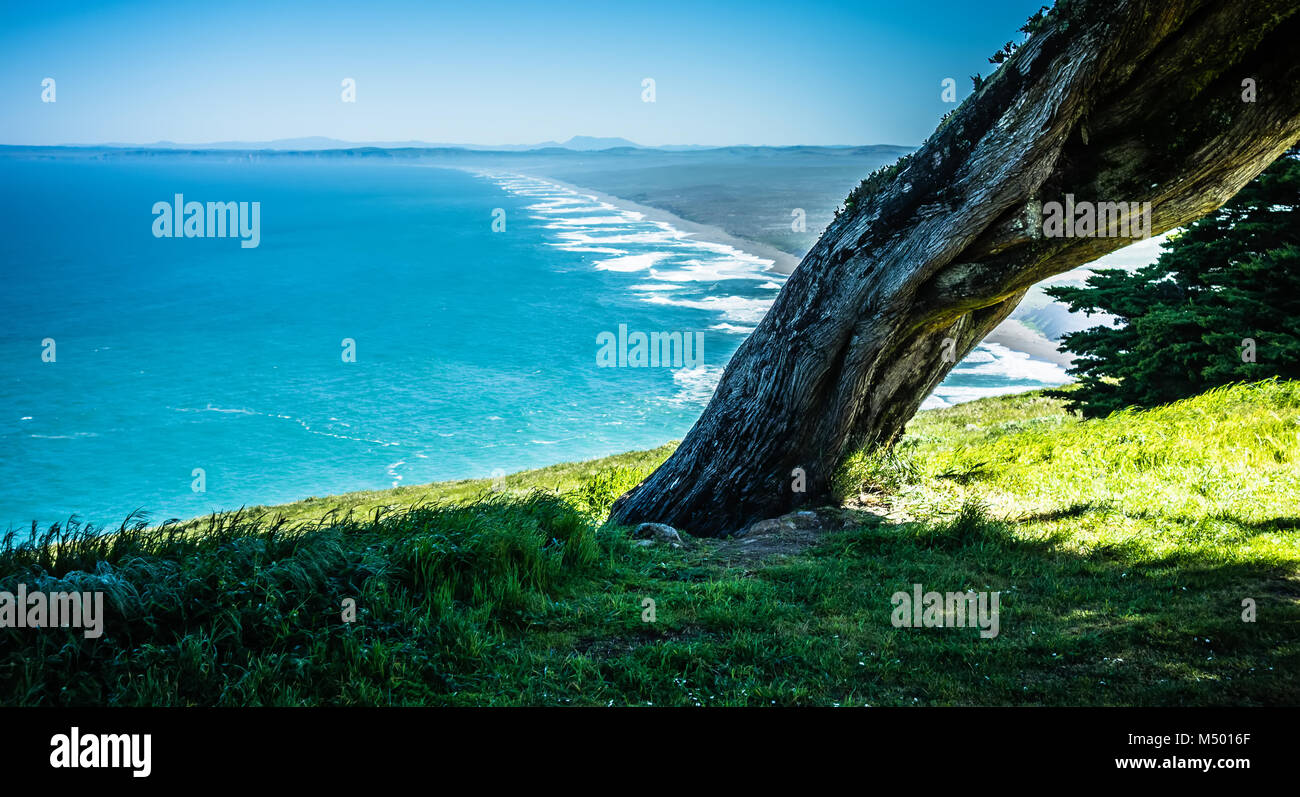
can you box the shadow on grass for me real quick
[0,492,1295,706]
[757,501,1300,706]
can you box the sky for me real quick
[1,0,1053,147]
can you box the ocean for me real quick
[0,156,1067,529]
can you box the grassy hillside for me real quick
[2,381,1297,706]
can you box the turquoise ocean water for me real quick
[0,156,1066,529]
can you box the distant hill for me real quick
[68,135,728,152]
[542,136,641,151]
[61,135,867,153]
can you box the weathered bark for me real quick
[611,0,1300,536]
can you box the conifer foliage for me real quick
[1048,147,1300,417]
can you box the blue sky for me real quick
[2,0,1052,147]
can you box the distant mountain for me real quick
[81,135,652,152]
[66,135,776,153]
[542,136,642,150]
[95,136,370,151]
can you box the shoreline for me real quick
[524,171,1073,370]
[984,319,1074,368]
[519,173,803,276]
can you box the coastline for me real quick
[525,172,1073,370]
[522,174,803,276]
[984,318,1074,368]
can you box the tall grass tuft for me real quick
[0,489,610,706]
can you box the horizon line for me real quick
[0,136,920,152]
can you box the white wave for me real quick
[953,342,1069,384]
[528,204,611,214]
[593,252,672,272]
[663,365,725,407]
[546,244,628,255]
[29,432,99,439]
[541,214,642,227]
[647,257,779,283]
[171,405,255,415]
[527,196,606,207]
[709,323,756,334]
[629,283,681,291]
[485,171,789,337]
[921,343,1070,410]
[640,293,774,325]
[555,230,680,245]
[959,348,996,365]
[678,238,775,267]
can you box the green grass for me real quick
[2,381,1297,706]
[244,443,677,526]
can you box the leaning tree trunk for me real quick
[611,0,1300,536]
